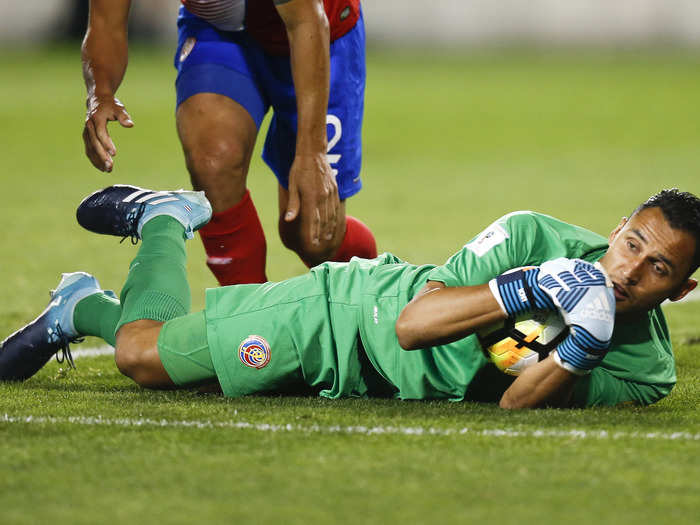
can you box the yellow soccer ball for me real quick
[477,310,568,376]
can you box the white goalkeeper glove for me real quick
[490,258,615,374]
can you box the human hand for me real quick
[537,258,613,323]
[491,256,613,327]
[537,258,615,374]
[284,152,339,246]
[490,258,615,373]
[82,94,133,172]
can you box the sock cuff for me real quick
[199,190,258,236]
[116,290,188,332]
[140,215,187,241]
[331,215,377,263]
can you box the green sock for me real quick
[116,216,191,333]
[73,292,121,347]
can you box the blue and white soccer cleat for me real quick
[0,272,107,381]
[76,184,213,243]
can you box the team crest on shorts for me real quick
[238,335,271,369]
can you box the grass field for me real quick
[2,45,700,524]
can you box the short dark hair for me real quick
[634,188,700,275]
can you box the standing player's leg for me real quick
[263,12,377,267]
[177,94,268,286]
[174,20,270,286]
[277,189,377,267]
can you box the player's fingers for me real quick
[317,189,329,237]
[83,120,113,172]
[309,206,321,246]
[94,119,117,157]
[285,188,300,222]
[322,193,337,241]
[83,127,103,171]
[117,110,134,129]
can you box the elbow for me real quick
[498,392,517,410]
[499,396,520,410]
[499,391,534,410]
[395,318,421,350]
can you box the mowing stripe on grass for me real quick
[2,414,699,441]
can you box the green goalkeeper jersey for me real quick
[205,211,675,406]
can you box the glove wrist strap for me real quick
[552,350,590,376]
[490,269,533,316]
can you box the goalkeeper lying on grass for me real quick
[1,186,698,408]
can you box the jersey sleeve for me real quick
[426,211,606,287]
[572,369,672,407]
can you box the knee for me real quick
[184,138,249,185]
[114,342,153,388]
[183,139,250,211]
[297,239,341,268]
[278,219,341,267]
[114,343,140,382]
[114,322,163,388]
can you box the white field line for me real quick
[71,346,114,359]
[1,414,699,441]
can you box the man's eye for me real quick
[653,264,667,276]
[626,240,637,251]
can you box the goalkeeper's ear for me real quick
[668,278,697,303]
[608,216,628,243]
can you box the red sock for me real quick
[330,215,378,263]
[199,190,267,285]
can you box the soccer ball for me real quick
[477,310,569,376]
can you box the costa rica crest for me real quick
[238,335,271,369]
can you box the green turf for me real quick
[2,46,700,524]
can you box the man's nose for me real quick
[621,259,643,284]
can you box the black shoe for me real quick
[76,185,212,243]
[0,272,104,381]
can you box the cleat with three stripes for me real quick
[76,185,212,242]
[0,272,107,381]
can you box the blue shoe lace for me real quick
[119,202,147,245]
[51,323,81,370]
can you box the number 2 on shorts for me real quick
[326,114,342,176]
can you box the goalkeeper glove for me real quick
[490,258,615,374]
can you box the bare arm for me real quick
[275,0,338,247]
[499,354,578,409]
[395,281,508,350]
[82,0,133,172]
[396,280,580,409]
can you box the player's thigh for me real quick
[176,93,258,206]
[174,11,268,128]
[174,17,268,208]
[261,18,366,201]
[156,311,219,388]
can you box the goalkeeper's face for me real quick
[599,206,697,316]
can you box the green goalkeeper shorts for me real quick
[204,273,379,399]
[158,310,217,386]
